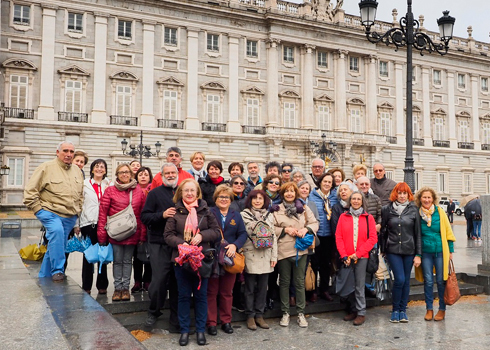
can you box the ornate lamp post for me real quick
[358,0,455,191]
[121,130,162,165]
[311,133,339,168]
[0,164,10,176]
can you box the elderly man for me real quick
[150,147,192,189]
[24,141,83,281]
[370,163,397,206]
[356,176,382,232]
[142,163,180,330]
[244,161,262,197]
[307,158,325,189]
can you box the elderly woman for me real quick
[206,185,247,336]
[274,182,319,328]
[241,190,277,330]
[380,182,421,323]
[73,150,88,177]
[98,163,146,302]
[291,169,306,184]
[164,179,220,346]
[228,162,244,178]
[188,152,207,181]
[352,164,368,181]
[335,191,377,326]
[262,174,283,206]
[308,173,338,301]
[414,187,456,322]
[230,175,247,212]
[199,160,225,207]
[329,168,345,189]
[129,160,141,177]
[331,181,357,234]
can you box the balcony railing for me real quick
[202,122,226,132]
[433,140,450,148]
[482,144,490,151]
[158,119,184,129]
[386,136,397,144]
[4,107,34,119]
[413,138,425,146]
[242,125,266,135]
[458,142,474,149]
[58,112,88,123]
[110,115,138,126]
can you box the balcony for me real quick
[110,115,138,126]
[433,140,450,148]
[386,136,397,144]
[413,138,425,146]
[482,144,490,151]
[458,142,474,150]
[202,122,226,132]
[58,112,88,123]
[242,125,266,135]
[158,119,184,129]
[4,107,34,119]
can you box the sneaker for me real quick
[131,282,142,293]
[399,311,409,323]
[297,313,308,328]
[280,313,290,327]
[390,311,400,323]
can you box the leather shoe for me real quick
[145,313,158,327]
[207,326,217,336]
[424,310,433,321]
[321,291,333,301]
[309,292,318,303]
[196,332,206,346]
[221,323,233,334]
[179,333,189,346]
[343,312,357,321]
[353,315,365,326]
[52,273,65,282]
[434,310,445,321]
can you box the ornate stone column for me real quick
[301,44,315,129]
[365,54,377,134]
[266,38,280,127]
[91,14,109,124]
[140,21,156,127]
[185,28,200,130]
[471,74,481,147]
[334,49,348,131]
[447,71,457,147]
[227,35,241,133]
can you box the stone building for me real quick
[1,0,490,207]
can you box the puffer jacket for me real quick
[79,178,111,228]
[370,176,397,206]
[97,184,146,245]
[308,188,338,237]
[380,201,422,256]
[364,192,382,225]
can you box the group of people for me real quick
[24,141,457,347]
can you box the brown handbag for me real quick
[305,262,316,291]
[220,230,245,274]
[443,260,461,306]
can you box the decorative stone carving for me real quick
[57,65,90,76]
[378,101,394,109]
[110,71,139,81]
[201,81,226,91]
[2,58,37,70]
[241,86,265,95]
[157,76,184,86]
[348,98,365,105]
[314,93,334,102]
[279,90,300,98]
[312,0,343,22]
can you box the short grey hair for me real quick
[57,141,75,151]
[337,181,358,198]
[297,180,312,193]
[373,163,385,170]
[291,168,306,180]
[166,147,182,156]
[311,158,325,167]
[356,176,370,184]
[161,162,178,173]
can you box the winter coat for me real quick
[210,206,247,250]
[150,168,193,190]
[163,199,221,262]
[241,208,278,274]
[364,192,382,225]
[244,176,262,197]
[273,203,319,261]
[308,188,338,237]
[97,184,146,245]
[335,212,377,259]
[198,175,225,208]
[79,178,111,228]
[141,184,176,245]
[370,176,397,206]
[380,201,422,256]
[330,202,349,235]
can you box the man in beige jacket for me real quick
[24,141,83,281]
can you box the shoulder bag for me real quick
[105,190,138,241]
[220,230,245,274]
[365,216,379,274]
[444,260,461,305]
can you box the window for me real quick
[118,20,132,39]
[318,105,330,130]
[458,73,466,89]
[351,109,361,133]
[7,157,24,187]
[434,117,444,140]
[9,75,28,108]
[317,52,327,68]
[414,171,421,191]
[433,70,441,85]
[349,57,359,72]
[283,102,295,128]
[68,12,83,32]
[482,77,488,92]
[380,112,391,136]
[206,94,220,122]
[163,90,178,119]
[116,85,132,116]
[246,40,258,58]
[385,170,394,180]
[13,4,30,25]
[437,172,447,193]
[413,115,420,139]
[463,173,473,193]
[246,98,259,125]
[483,122,490,144]
[283,46,294,63]
[459,119,470,142]
[379,61,388,77]
[207,34,219,52]
[65,80,82,113]
[164,27,178,46]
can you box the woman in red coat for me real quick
[335,191,377,326]
[98,163,146,302]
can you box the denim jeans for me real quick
[112,244,135,291]
[421,252,446,311]
[35,209,78,278]
[473,220,482,238]
[174,264,209,333]
[386,254,414,312]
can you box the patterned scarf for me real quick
[283,201,299,219]
[190,167,205,181]
[183,200,199,242]
[316,189,332,220]
[420,204,435,227]
[266,190,279,200]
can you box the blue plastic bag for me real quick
[66,235,92,253]
[83,243,99,264]
[98,244,113,273]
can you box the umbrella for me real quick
[460,194,480,208]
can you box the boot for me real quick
[255,317,269,329]
[434,310,445,321]
[353,315,365,326]
[247,318,257,330]
[424,310,433,321]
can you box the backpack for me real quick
[243,211,274,249]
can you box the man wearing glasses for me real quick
[150,147,192,189]
[370,163,396,206]
[307,158,325,190]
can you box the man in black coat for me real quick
[447,199,456,224]
[141,163,179,330]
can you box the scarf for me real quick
[349,207,364,217]
[114,178,137,191]
[183,200,199,242]
[393,201,409,216]
[420,204,435,227]
[283,201,299,219]
[234,192,245,200]
[266,190,279,200]
[210,176,224,185]
[190,167,205,180]
[340,199,349,209]
[316,189,332,220]
[250,208,267,221]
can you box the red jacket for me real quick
[149,168,193,190]
[97,185,146,245]
[335,212,377,259]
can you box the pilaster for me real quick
[38,7,57,120]
[140,22,156,127]
[471,74,481,146]
[365,54,377,134]
[185,28,200,130]
[266,38,280,127]
[91,14,109,124]
[301,44,315,129]
[334,49,348,131]
[447,71,457,147]
[227,35,241,133]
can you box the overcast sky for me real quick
[289,1,489,42]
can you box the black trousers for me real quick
[133,250,152,284]
[314,235,335,294]
[81,225,108,291]
[266,265,279,300]
[148,242,178,326]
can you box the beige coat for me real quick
[241,209,278,274]
[273,203,319,261]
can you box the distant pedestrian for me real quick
[447,199,456,224]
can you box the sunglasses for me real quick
[233,181,245,186]
[268,181,280,186]
[373,169,384,173]
[282,169,292,173]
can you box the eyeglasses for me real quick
[268,181,280,186]
[312,166,324,169]
[233,181,245,186]
[282,169,292,173]
[217,196,231,200]
[118,171,131,175]
[373,169,384,173]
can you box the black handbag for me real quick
[136,242,150,263]
[365,216,379,274]
[199,248,216,279]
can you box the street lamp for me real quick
[311,133,339,168]
[121,130,162,165]
[358,0,455,191]
[0,164,10,176]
